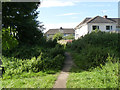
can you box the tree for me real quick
[2,2,44,45]
[2,28,18,50]
[63,34,74,40]
[53,32,63,41]
[92,28,100,33]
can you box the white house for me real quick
[75,15,119,39]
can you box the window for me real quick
[106,26,112,30]
[65,34,69,36]
[64,34,66,36]
[76,34,79,37]
[106,26,110,30]
[92,26,99,30]
[111,26,112,30]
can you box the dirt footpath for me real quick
[53,52,73,88]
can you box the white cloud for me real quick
[40,0,75,8]
[43,22,80,33]
[56,13,80,16]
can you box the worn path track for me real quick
[53,52,73,88]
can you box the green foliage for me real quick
[63,34,74,40]
[2,45,43,59]
[2,44,65,79]
[46,39,57,48]
[67,32,119,69]
[2,2,44,45]
[92,28,100,33]
[68,32,118,53]
[2,28,18,50]
[2,39,57,59]
[67,57,118,88]
[47,35,53,40]
[1,2,65,88]
[72,48,118,71]
[1,72,59,88]
[48,44,64,58]
[53,32,63,41]
[66,31,119,88]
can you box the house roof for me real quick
[87,16,116,23]
[75,18,91,29]
[75,16,120,29]
[108,18,120,27]
[45,28,75,35]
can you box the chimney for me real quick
[60,27,63,29]
[59,27,63,33]
[103,15,107,18]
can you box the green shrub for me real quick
[53,32,63,41]
[66,31,119,88]
[67,31,119,70]
[73,46,118,70]
[63,34,74,40]
[2,36,58,59]
[48,44,64,58]
[67,55,118,88]
[2,28,18,51]
[2,44,65,79]
[67,32,118,53]
[46,39,57,48]
[2,45,44,59]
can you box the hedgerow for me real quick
[67,31,119,69]
[2,43,65,79]
[66,31,119,88]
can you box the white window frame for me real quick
[92,25,99,30]
[106,26,112,30]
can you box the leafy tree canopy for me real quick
[53,32,63,41]
[63,34,74,40]
[2,28,18,50]
[2,2,44,45]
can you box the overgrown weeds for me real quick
[66,31,119,88]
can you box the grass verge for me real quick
[66,53,119,88]
[1,71,60,88]
[66,32,119,88]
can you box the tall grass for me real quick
[66,31,119,88]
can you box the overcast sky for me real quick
[37,0,119,33]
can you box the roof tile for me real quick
[45,28,75,35]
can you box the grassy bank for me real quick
[1,71,59,88]
[67,53,118,88]
[66,31,119,88]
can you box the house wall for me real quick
[75,23,117,40]
[47,33,75,39]
[75,24,88,39]
[47,34,54,38]
[63,33,75,37]
[88,23,117,33]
